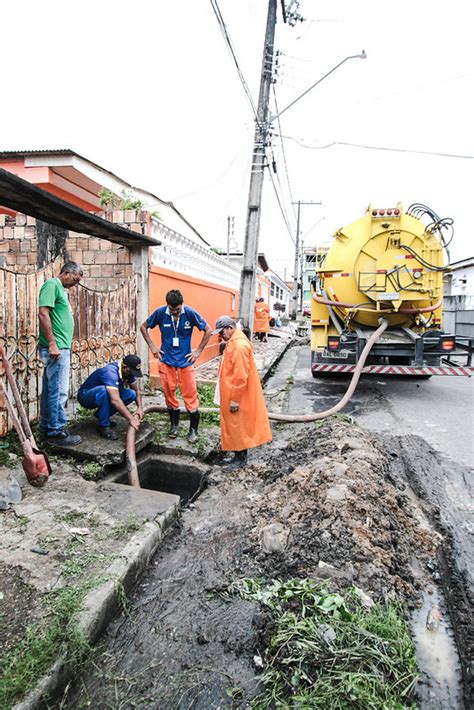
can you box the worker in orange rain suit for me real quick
[212,315,272,471]
[253,297,271,342]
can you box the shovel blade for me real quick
[22,450,50,487]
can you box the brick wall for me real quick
[0,210,148,288]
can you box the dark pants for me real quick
[77,386,136,427]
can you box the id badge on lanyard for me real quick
[172,316,180,348]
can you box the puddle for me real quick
[411,586,463,709]
[119,455,207,505]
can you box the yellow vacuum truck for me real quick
[310,203,473,377]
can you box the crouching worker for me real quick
[77,355,144,440]
[213,316,272,471]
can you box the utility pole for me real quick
[238,0,278,333]
[289,200,321,318]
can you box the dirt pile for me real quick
[246,419,439,601]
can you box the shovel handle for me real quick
[0,346,34,443]
[0,380,27,444]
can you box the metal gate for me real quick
[0,263,137,435]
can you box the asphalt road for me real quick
[283,346,474,470]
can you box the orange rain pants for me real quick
[218,329,272,451]
[253,302,270,333]
[158,362,199,411]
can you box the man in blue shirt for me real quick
[140,289,211,443]
[77,354,144,440]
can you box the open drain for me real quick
[119,453,208,505]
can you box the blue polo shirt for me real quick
[79,362,135,395]
[146,305,207,368]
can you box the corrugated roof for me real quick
[0,168,160,247]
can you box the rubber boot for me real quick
[188,411,200,444]
[222,449,248,472]
[168,408,180,438]
[221,452,235,464]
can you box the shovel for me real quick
[0,347,51,487]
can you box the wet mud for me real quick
[60,415,470,709]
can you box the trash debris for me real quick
[259,522,291,553]
[68,527,90,536]
[0,471,22,510]
[426,604,442,631]
[253,654,264,669]
[30,546,49,555]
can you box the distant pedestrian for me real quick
[253,297,270,342]
[140,289,212,443]
[38,262,83,446]
[77,355,144,440]
[213,315,272,471]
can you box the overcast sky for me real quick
[1,0,473,277]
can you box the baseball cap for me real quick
[122,354,143,377]
[211,315,236,335]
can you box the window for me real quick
[231,293,236,311]
[271,283,275,296]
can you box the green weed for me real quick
[0,579,96,707]
[111,513,141,539]
[81,461,102,480]
[197,384,220,426]
[0,431,23,467]
[231,578,418,710]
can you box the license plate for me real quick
[324,350,349,359]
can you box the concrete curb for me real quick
[12,504,179,710]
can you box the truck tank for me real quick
[309,203,468,375]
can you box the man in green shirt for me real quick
[38,261,83,445]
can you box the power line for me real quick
[267,162,295,244]
[272,84,297,219]
[209,0,261,126]
[279,135,474,159]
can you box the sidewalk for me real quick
[0,327,294,709]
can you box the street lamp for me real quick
[270,51,367,123]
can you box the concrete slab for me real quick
[52,418,156,465]
[95,481,180,521]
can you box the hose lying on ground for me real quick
[126,318,388,487]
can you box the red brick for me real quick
[66,238,77,250]
[3,226,13,239]
[101,265,113,277]
[123,210,137,223]
[90,265,102,277]
[24,226,36,238]
[20,239,32,253]
[6,254,17,264]
[114,266,126,277]
[0,215,6,227]
[77,237,90,250]
[82,251,95,265]
[81,266,91,278]
[89,238,101,250]
[27,252,36,264]
[112,210,124,223]
[69,251,83,263]
[0,241,9,253]
[9,240,20,252]
[118,249,131,264]
[16,255,28,265]
[106,251,118,264]
[26,215,36,226]
[16,213,27,226]
[99,239,111,251]
[130,224,142,233]
[14,226,25,239]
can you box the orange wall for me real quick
[148,265,239,376]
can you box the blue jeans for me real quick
[77,385,136,427]
[38,348,70,436]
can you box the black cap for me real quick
[211,315,236,335]
[122,354,143,378]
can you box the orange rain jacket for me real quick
[253,301,270,333]
[218,329,272,451]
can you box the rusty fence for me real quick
[0,264,137,435]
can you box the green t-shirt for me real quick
[38,278,74,350]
